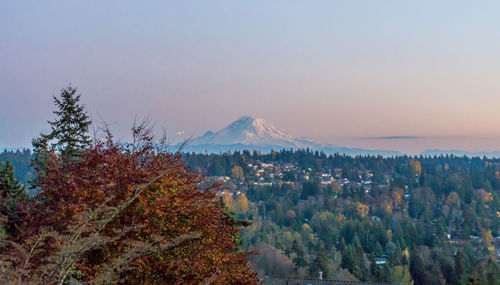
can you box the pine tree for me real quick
[0,161,26,214]
[370,253,377,276]
[35,85,91,160]
[291,239,308,269]
[310,244,330,278]
[31,86,91,188]
[455,250,466,281]
[410,250,431,285]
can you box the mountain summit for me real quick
[184,116,401,156]
[190,116,312,148]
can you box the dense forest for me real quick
[5,147,500,284]
[183,150,500,284]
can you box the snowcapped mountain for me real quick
[189,116,314,148]
[183,116,401,156]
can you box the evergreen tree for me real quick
[0,161,26,238]
[410,250,431,285]
[35,85,91,160]
[482,257,499,285]
[455,250,466,282]
[341,244,356,274]
[370,253,377,276]
[467,271,481,285]
[291,239,308,270]
[31,86,91,188]
[310,244,330,278]
[0,161,26,214]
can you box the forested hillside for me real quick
[4,147,500,284]
[185,150,500,284]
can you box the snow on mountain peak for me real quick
[184,116,402,156]
[190,116,310,147]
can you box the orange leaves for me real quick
[231,165,244,180]
[392,188,404,206]
[445,191,460,206]
[10,131,257,284]
[476,189,493,203]
[409,159,422,176]
[384,202,392,214]
[482,229,493,247]
[221,189,234,209]
[235,193,249,213]
[356,202,369,218]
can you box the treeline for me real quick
[185,150,500,284]
[0,149,32,184]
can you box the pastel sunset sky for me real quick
[2,1,500,152]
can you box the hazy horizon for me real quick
[2,1,500,152]
[3,113,500,154]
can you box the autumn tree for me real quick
[231,165,244,180]
[409,159,422,176]
[221,189,234,209]
[1,122,257,284]
[236,193,249,214]
[391,187,404,206]
[285,210,296,225]
[482,229,493,248]
[356,202,369,218]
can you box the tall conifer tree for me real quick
[31,85,91,187]
[45,85,91,158]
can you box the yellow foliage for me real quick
[409,160,422,176]
[337,213,346,223]
[356,202,369,218]
[392,188,404,205]
[386,229,393,240]
[482,229,493,246]
[286,210,296,221]
[402,248,410,259]
[384,202,392,214]
[231,165,244,180]
[235,193,249,213]
[221,189,234,209]
[331,181,342,194]
[302,223,312,234]
[445,191,460,206]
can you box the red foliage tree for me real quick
[1,124,257,284]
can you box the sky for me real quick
[2,1,500,152]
